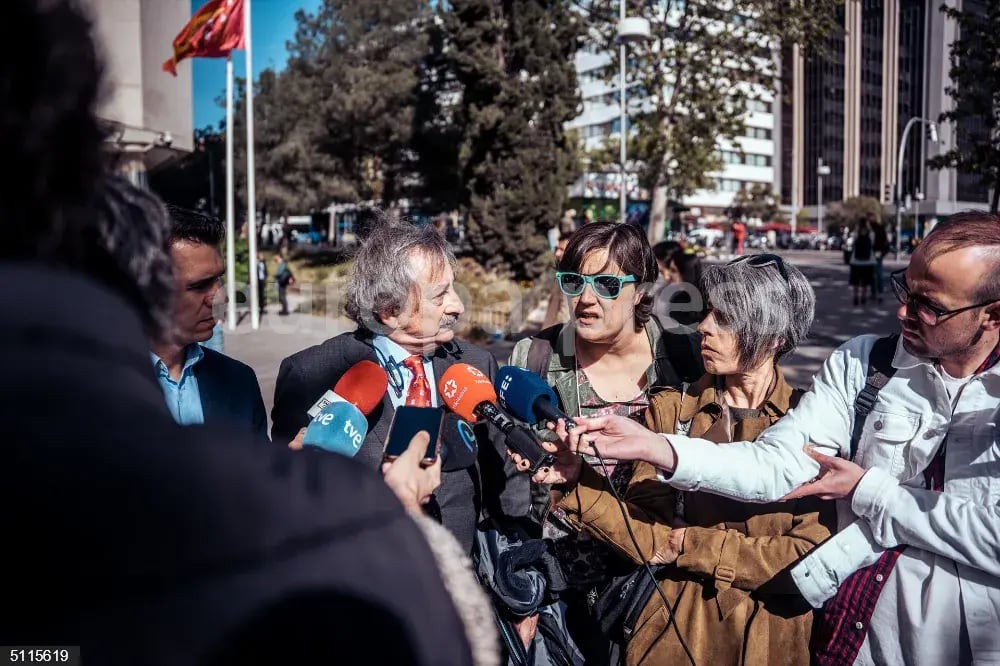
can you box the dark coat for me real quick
[0,265,473,665]
[195,347,268,440]
[272,330,531,553]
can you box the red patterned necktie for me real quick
[401,355,432,407]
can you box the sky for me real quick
[191,0,323,130]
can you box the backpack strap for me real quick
[525,323,564,378]
[850,335,899,461]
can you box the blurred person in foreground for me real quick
[150,206,267,438]
[506,222,703,658]
[548,211,1000,666]
[523,254,830,664]
[0,2,492,663]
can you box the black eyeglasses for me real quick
[555,271,638,299]
[890,269,997,326]
[728,253,790,281]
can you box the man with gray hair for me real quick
[272,219,530,552]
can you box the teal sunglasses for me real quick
[555,271,638,299]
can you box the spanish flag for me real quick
[162,0,246,75]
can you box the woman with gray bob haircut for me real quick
[344,217,457,334]
[699,253,815,371]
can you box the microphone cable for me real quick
[590,440,697,666]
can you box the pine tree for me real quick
[411,8,464,212]
[444,0,582,279]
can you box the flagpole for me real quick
[224,53,237,331]
[244,0,260,329]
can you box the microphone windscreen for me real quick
[438,363,497,423]
[495,366,559,424]
[334,360,388,415]
[440,412,479,472]
[302,401,369,458]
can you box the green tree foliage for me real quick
[444,0,583,279]
[928,1,1000,212]
[411,9,464,212]
[728,183,782,222]
[825,195,885,231]
[234,0,431,213]
[578,0,842,242]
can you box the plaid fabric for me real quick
[812,341,1000,665]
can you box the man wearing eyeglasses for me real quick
[558,211,1000,665]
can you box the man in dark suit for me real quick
[272,220,530,553]
[150,207,268,439]
[0,3,474,662]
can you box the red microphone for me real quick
[335,360,388,415]
[307,360,388,418]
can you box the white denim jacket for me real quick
[663,334,1000,666]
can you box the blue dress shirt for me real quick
[151,344,206,425]
[372,335,437,408]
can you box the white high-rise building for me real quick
[567,30,779,221]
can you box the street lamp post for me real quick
[617,9,650,225]
[895,117,938,260]
[817,158,831,234]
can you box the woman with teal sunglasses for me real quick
[507,221,704,660]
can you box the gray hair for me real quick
[700,257,815,371]
[345,216,456,331]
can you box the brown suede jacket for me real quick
[557,371,833,666]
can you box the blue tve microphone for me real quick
[302,400,368,458]
[495,365,578,429]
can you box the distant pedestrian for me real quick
[848,218,877,307]
[732,220,747,256]
[275,252,295,316]
[257,255,268,315]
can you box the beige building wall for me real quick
[841,0,862,199]
[880,0,900,204]
[84,0,194,177]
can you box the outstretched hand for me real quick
[507,418,583,485]
[563,414,667,467]
[780,446,866,501]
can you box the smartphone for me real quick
[383,406,444,465]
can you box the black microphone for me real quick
[495,365,578,429]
